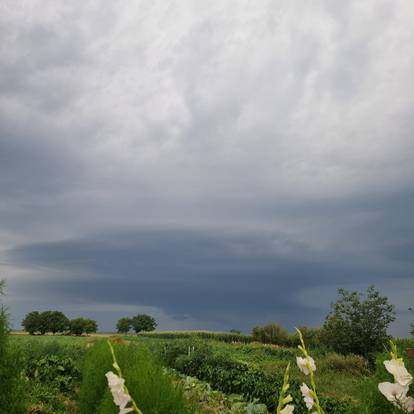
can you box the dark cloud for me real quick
[0,1,413,334]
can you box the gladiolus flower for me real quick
[296,356,316,375]
[280,404,294,414]
[384,359,413,387]
[378,382,408,404]
[106,371,134,414]
[300,383,314,410]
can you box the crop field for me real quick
[5,331,414,414]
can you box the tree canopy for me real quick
[322,285,395,361]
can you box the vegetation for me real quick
[252,323,290,346]
[130,314,157,334]
[0,280,27,413]
[69,318,98,335]
[21,310,98,335]
[116,317,132,334]
[2,284,414,413]
[322,285,395,362]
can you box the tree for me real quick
[69,318,87,335]
[322,285,395,361]
[116,317,131,334]
[22,311,43,335]
[131,314,157,334]
[83,319,98,335]
[69,318,97,335]
[41,311,69,334]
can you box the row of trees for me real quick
[22,311,97,336]
[116,314,157,334]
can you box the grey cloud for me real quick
[0,1,413,334]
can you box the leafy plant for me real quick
[322,285,395,364]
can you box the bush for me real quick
[251,323,290,346]
[289,326,323,348]
[319,353,369,376]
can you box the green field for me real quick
[4,332,414,414]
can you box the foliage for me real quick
[322,285,395,362]
[24,354,80,393]
[130,314,157,333]
[290,326,324,349]
[138,330,252,343]
[318,353,369,376]
[160,338,351,413]
[79,340,195,414]
[69,317,98,335]
[22,310,69,335]
[0,283,27,413]
[116,317,132,334]
[22,311,43,334]
[174,370,268,414]
[251,323,290,346]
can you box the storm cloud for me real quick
[1,0,413,334]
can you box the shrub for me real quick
[252,323,290,346]
[319,353,369,376]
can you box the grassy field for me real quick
[6,332,414,414]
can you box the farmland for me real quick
[6,331,414,414]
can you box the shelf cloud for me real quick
[1,0,413,334]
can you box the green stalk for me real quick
[296,329,325,414]
[276,363,292,414]
[108,341,144,414]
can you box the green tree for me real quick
[322,285,395,361]
[116,317,132,334]
[83,319,98,335]
[21,311,42,335]
[69,318,87,335]
[131,314,157,334]
[41,310,69,334]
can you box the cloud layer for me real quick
[1,0,413,334]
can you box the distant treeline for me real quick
[22,311,98,336]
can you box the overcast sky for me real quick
[1,1,413,334]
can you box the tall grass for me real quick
[0,307,27,413]
[79,340,195,414]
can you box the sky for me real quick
[0,0,413,335]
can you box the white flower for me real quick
[400,396,414,413]
[378,382,409,404]
[296,357,316,375]
[280,404,294,414]
[384,359,413,387]
[106,371,134,414]
[300,383,314,410]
